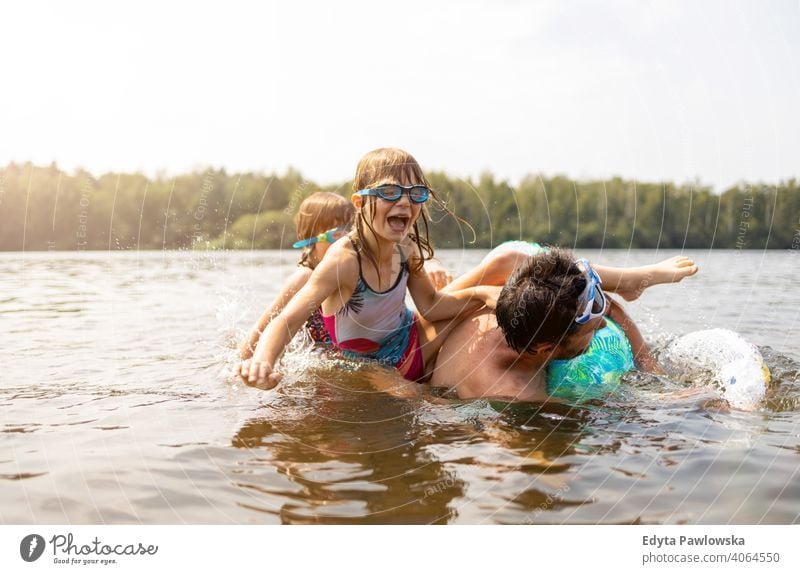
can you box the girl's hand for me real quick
[238,358,282,389]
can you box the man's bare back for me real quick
[429,311,552,402]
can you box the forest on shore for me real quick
[1,162,798,251]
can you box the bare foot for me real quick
[617,256,698,301]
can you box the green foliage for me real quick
[209,210,295,250]
[1,162,797,250]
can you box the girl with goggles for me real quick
[242,148,501,389]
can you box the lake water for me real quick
[2,249,799,524]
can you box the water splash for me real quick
[661,329,770,411]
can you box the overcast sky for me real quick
[1,0,798,189]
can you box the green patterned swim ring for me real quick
[546,318,635,400]
[484,240,636,400]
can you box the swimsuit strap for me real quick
[347,235,363,273]
[347,235,407,294]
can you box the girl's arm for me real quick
[407,255,500,323]
[239,267,312,360]
[244,246,358,389]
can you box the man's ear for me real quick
[529,341,556,356]
[351,193,362,209]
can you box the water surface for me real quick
[1,249,798,524]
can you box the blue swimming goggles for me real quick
[292,225,349,249]
[572,259,608,327]
[355,184,430,204]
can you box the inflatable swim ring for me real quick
[546,318,635,400]
[482,240,547,263]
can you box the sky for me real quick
[1,0,798,190]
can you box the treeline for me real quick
[1,161,798,251]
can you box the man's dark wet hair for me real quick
[495,247,587,354]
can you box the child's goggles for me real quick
[572,259,608,327]
[355,184,430,204]
[292,225,349,249]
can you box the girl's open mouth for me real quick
[387,215,409,233]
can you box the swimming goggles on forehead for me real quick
[572,259,608,326]
[292,225,349,249]
[355,184,430,204]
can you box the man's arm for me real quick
[606,297,662,373]
[408,268,499,322]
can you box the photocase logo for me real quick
[20,534,46,562]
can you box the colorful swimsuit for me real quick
[322,242,425,381]
[305,308,331,345]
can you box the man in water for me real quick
[429,247,656,401]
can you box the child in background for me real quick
[239,192,354,359]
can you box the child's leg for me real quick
[593,256,698,301]
[443,247,698,300]
[361,367,425,398]
[441,249,528,292]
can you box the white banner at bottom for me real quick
[1,525,797,573]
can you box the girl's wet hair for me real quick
[351,148,437,275]
[294,192,355,269]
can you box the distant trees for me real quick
[0,161,796,250]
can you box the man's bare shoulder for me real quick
[456,309,499,336]
[431,311,549,402]
[430,311,515,390]
[442,311,501,356]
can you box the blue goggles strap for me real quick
[292,226,346,249]
[292,235,323,249]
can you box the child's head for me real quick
[353,148,431,191]
[350,148,436,269]
[294,192,355,269]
